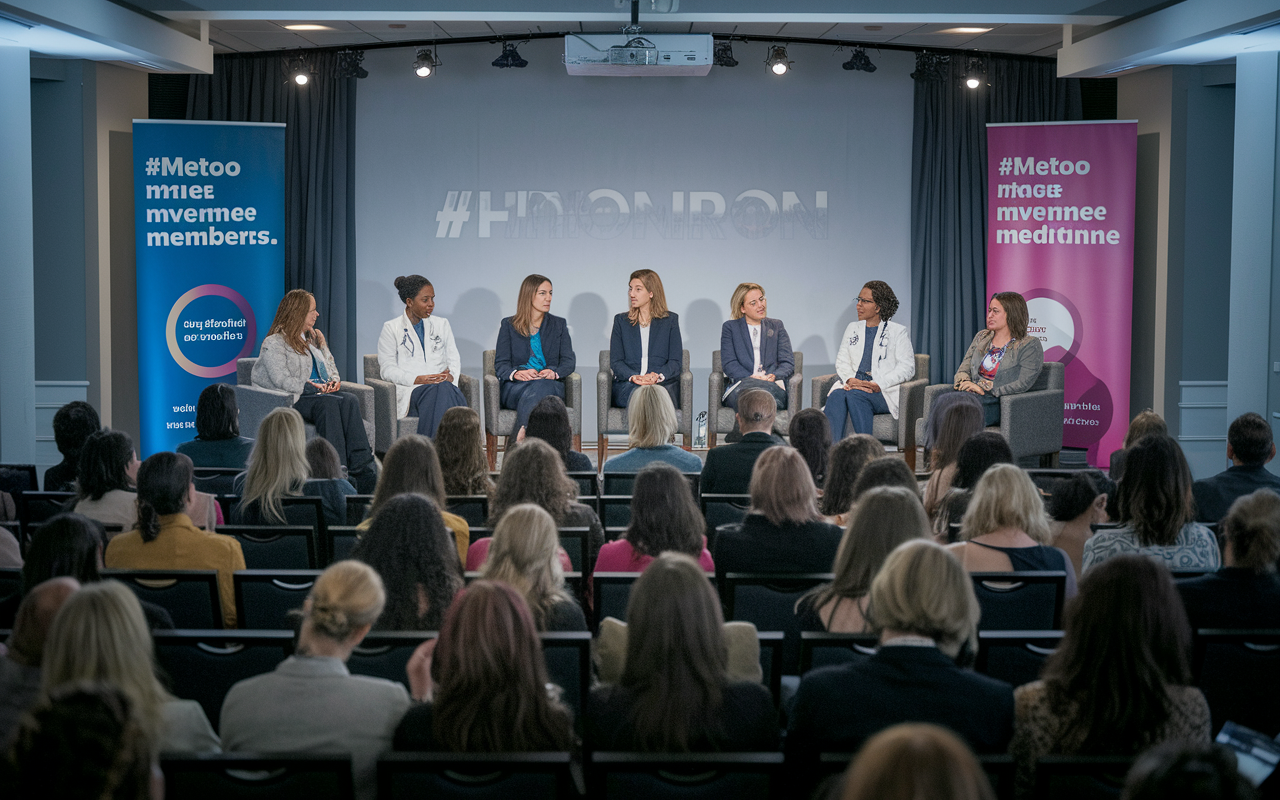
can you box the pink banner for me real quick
[986,121,1137,466]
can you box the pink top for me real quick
[593,538,715,574]
[466,537,573,573]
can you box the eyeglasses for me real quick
[855,297,875,305]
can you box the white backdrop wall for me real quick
[355,39,915,442]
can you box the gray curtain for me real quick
[911,56,1082,384]
[187,52,359,378]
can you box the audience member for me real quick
[1048,470,1111,578]
[931,431,1015,542]
[948,464,1077,598]
[712,446,842,577]
[42,580,220,752]
[221,561,410,800]
[1010,555,1210,798]
[1110,409,1168,481]
[305,436,344,479]
[176,383,254,470]
[850,455,920,503]
[699,389,782,495]
[788,540,1013,767]
[350,493,463,631]
[1084,435,1220,572]
[797,486,929,633]
[923,399,984,516]
[44,401,99,492]
[395,580,575,751]
[837,723,997,800]
[525,395,593,472]
[104,452,245,628]
[820,434,886,526]
[789,407,832,489]
[1177,489,1280,629]
[1122,741,1258,800]
[477,504,586,631]
[920,390,981,453]
[434,406,495,497]
[595,462,714,573]
[0,577,78,745]
[1193,412,1280,523]
[72,429,139,531]
[587,553,778,751]
[232,406,355,526]
[360,434,468,563]
[602,384,702,473]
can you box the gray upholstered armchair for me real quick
[234,357,375,446]
[362,354,480,455]
[707,351,804,448]
[914,360,1065,466]
[596,349,694,465]
[810,354,930,471]
[482,349,582,471]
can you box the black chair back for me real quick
[0,567,21,629]
[798,632,878,675]
[590,752,783,800]
[1034,755,1133,800]
[974,630,1064,687]
[326,526,360,565]
[161,753,354,800]
[378,752,571,800]
[970,571,1067,631]
[700,493,750,532]
[566,471,600,499]
[468,527,493,546]
[599,495,632,529]
[0,464,37,493]
[592,572,643,626]
[538,632,591,721]
[222,525,317,570]
[1193,628,1280,737]
[153,630,293,731]
[234,569,321,630]
[558,527,589,572]
[193,467,241,497]
[16,490,75,545]
[720,573,833,675]
[447,495,489,527]
[102,569,221,629]
[344,494,373,526]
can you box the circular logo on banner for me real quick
[165,285,258,378]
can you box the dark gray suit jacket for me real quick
[700,432,782,495]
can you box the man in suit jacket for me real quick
[1193,412,1280,523]
[700,389,782,495]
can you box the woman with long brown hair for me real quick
[495,274,576,441]
[609,269,684,410]
[434,406,495,497]
[953,291,1045,428]
[251,288,376,491]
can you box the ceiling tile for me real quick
[437,21,499,36]
[487,21,566,34]
[207,28,260,52]
[294,31,381,46]
[629,21,693,33]
[888,32,987,47]
[207,20,288,33]
[351,20,442,32]
[221,31,313,49]
[365,31,446,42]
[778,22,837,37]
[823,23,928,38]
[726,23,786,36]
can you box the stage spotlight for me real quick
[285,55,312,85]
[492,41,528,68]
[335,48,368,79]
[765,45,791,75]
[842,47,876,73]
[910,51,950,82]
[713,40,738,67]
[413,48,439,78]
[964,56,985,89]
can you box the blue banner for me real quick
[133,120,285,456]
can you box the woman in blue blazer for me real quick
[495,274,576,438]
[610,269,683,410]
[719,282,794,411]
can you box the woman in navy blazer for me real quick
[495,274,576,438]
[719,282,794,411]
[610,269,683,410]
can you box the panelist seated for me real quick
[822,281,916,440]
[952,291,1045,427]
[719,282,794,411]
[376,274,467,439]
[610,269,683,410]
[495,274,575,440]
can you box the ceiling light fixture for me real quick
[491,40,528,68]
[413,48,439,78]
[285,54,312,85]
[765,45,792,75]
[939,27,992,34]
[842,47,876,73]
[284,24,333,31]
[713,40,738,67]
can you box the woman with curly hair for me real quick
[822,281,917,440]
[594,462,713,573]
[479,503,586,631]
[359,435,469,564]
[434,406,495,497]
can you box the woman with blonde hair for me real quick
[609,268,683,411]
[359,434,469,564]
[231,406,355,526]
[602,383,702,473]
[713,446,842,577]
[788,540,1013,768]
[252,288,375,491]
[839,724,996,800]
[718,281,794,413]
[797,486,929,633]
[479,503,587,631]
[42,580,220,752]
[948,463,1077,597]
[221,560,410,800]
[434,406,495,497]
[495,274,575,440]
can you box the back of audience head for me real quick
[622,552,727,751]
[133,452,193,544]
[242,406,309,523]
[22,513,104,591]
[749,446,822,526]
[1122,741,1258,800]
[480,503,572,630]
[193,382,239,441]
[9,682,157,800]
[1221,489,1280,573]
[1227,412,1275,467]
[626,462,705,559]
[951,432,1013,491]
[788,408,831,488]
[6,577,79,667]
[77,429,137,501]
[1117,434,1195,547]
[1042,554,1191,754]
[52,400,100,462]
[434,406,494,497]
[627,384,678,448]
[851,456,919,504]
[304,437,343,480]
[491,437,575,524]
[839,723,996,800]
[868,539,979,660]
[525,395,577,467]
[821,435,887,517]
[370,434,447,516]
[924,392,982,456]
[932,400,984,471]
[736,388,776,434]
[1124,410,1168,449]
[430,580,572,752]
[959,463,1050,544]
[816,487,929,608]
[1049,470,1112,524]
[351,493,462,630]
[302,560,386,645]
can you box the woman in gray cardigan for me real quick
[953,292,1044,427]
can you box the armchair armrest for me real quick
[708,369,725,416]
[233,384,291,440]
[482,373,501,435]
[679,368,694,444]
[364,377,398,454]
[787,371,803,412]
[564,373,582,436]
[811,374,838,408]
[459,373,480,417]
[999,388,1065,462]
[338,381,374,428]
[597,363,612,430]
[895,376,929,451]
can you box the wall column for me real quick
[0,47,36,463]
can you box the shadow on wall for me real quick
[356,278,398,381]
[451,287,503,378]
[833,300,859,344]
[568,293,611,441]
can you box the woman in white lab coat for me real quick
[376,275,466,438]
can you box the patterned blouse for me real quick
[1081,522,1221,573]
[976,340,1011,391]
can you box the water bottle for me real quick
[694,411,707,449]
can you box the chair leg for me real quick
[598,435,609,466]
[572,433,581,454]
[709,429,717,449]
[904,447,916,472]
[485,432,497,472]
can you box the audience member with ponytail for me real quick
[72,429,140,532]
[104,451,244,628]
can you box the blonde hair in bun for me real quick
[305,560,386,641]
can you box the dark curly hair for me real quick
[52,401,100,459]
[489,438,576,525]
[862,280,899,323]
[393,274,432,304]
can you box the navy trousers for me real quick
[612,379,680,410]
[500,378,565,430]
[409,382,468,438]
[293,390,375,489]
[725,378,788,411]
[823,387,890,439]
